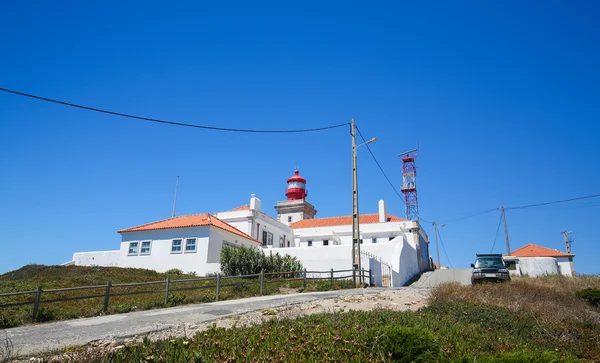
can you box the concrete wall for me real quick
[369,259,383,287]
[73,250,120,267]
[265,237,420,286]
[556,257,574,276]
[518,257,560,277]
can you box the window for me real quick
[171,239,182,253]
[267,232,274,246]
[288,216,292,223]
[323,239,329,246]
[279,237,284,248]
[128,242,139,255]
[262,231,268,245]
[140,241,151,255]
[287,240,290,247]
[389,236,395,241]
[185,238,197,252]
[360,239,363,244]
[372,237,377,244]
[307,240,313,247]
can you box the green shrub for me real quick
[34,306,55,323]
[167,293,186,306]
[457,351,574,362]
[220,245,302,276]
[369,325,441,362]
[165,268,184,275]
[576,288,600,306]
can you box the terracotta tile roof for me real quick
[229,205,250,211]
[118,213,261,244]
[291,213,404,228]
[508,244,575,258]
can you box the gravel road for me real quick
[4,287,429,360]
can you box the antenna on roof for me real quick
[172,176,179,218]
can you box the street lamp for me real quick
[351,119,377,286]
[433,221,445,268]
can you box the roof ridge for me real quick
[207,214,262,244]
[118,213,209,233]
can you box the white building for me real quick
[70,169,432,286]
[503,243,575,277]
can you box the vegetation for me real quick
[577,288,600,307]
[220,244,303,276]
[0,264,352,329]
[94,275,599,362]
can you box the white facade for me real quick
[215,195,295,248]
[71,195,430,284]
[73,225,260,276]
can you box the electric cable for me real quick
[489,212,504,253]
[0,87,350,133]
[506,194,600,210]
[438,230,453,268]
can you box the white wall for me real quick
[266,237,420,286]
[518,257,560,277]
[294,220,411,247]
[556,257,574,276]
[73,250,120,267]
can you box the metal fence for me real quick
[360,250,393,288]
[0,268,371,321]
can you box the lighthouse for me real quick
[275,169,317,225]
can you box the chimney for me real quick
[250,194,262,212]
[378,200,387,223]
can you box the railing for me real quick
[0,268,371,321]
[360,250,393,288]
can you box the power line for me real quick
[355,126,405,203]
[489,212,503,253]
[438,231,453,268]
[440,208,499,225]
[506,193,600,210]
[0,87,350,133]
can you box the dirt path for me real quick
[12,287,429,362]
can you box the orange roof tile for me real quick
[118,213,261,244]
[228,205,250,211]
[291,213,404,228]
[508,244,574,258]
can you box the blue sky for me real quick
[1,1,598,274]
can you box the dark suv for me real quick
[471,254,511,284]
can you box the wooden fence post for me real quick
[164,278,170,305]
[215,273,221,301]
[32,286,42,321]
[330,268,334,289]
[103,281,112,313]
[303,268,307,290]
[361,268,365,287]
[259,269,265,295]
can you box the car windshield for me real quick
[475,256,505,268]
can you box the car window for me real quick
[475,256,505,268]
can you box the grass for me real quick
[75,275,600,363]
[0,264,354,329]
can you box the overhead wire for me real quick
[440,207,500,225]
[489,211,504,253]
[506,194,600,210]
[355,126,405,203]
[438,230,453,268]
[0,87,350,133]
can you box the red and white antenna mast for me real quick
[399,147,419,220]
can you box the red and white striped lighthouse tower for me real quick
[275,169,317,225]
[285,169,308,200]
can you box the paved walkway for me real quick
[4,287,412,357]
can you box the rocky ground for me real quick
[16,288,429,362]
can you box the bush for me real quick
[576,288,600,307]
[34,306,55,323]
[220,245,302,276]
[369,325,441,362]
[167,293,186,306]
[165,268,184,275]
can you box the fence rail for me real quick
[0,268,371,321]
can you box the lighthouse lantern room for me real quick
[275,169,317,225]
[286,169,308,200]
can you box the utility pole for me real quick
[433,221,443,268]
[351,119,362,286]
[561,231,573,254]
[172,176,179,218]
[501,206,511,255]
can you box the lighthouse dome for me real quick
[285,169,308,200]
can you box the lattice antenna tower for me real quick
[399,147,419,220]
